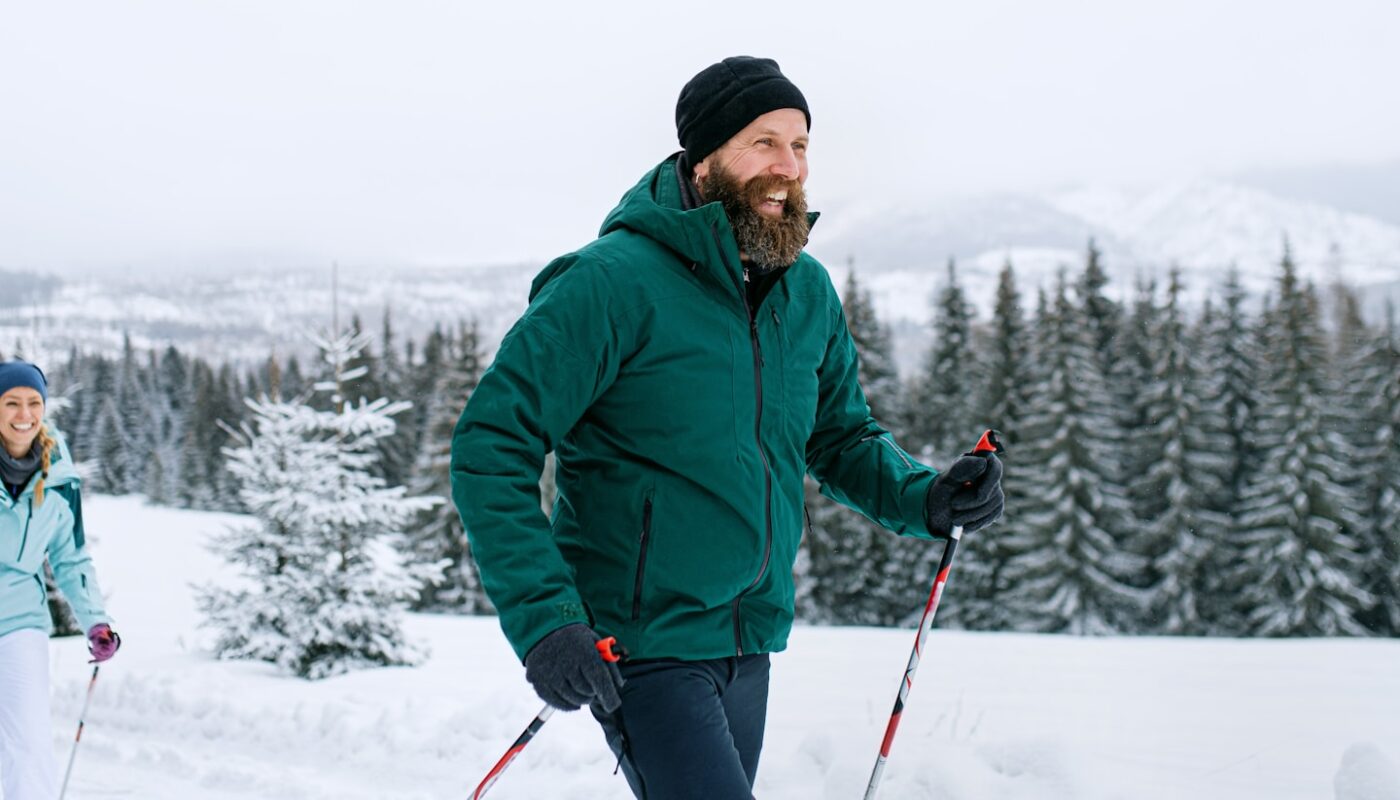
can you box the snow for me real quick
[35,495,1400,799]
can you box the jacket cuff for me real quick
[507,598,591,663]
[901,470,940,540]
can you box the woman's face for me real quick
[0,387,45,458]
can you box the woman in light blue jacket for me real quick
[0,360,120,800]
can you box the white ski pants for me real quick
[0,628,58,800]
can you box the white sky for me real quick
[1,0,1396,273]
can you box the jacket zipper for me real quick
[714,225,775,658]
[860,433,913,468]
[17,498,32,559]
[631,497,654,621]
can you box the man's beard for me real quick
[698,165,810,273]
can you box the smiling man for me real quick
[452,56,1003,799]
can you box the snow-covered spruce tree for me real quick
[1232,246,1371,636]
[905,258,976,461]
[175,361,218,509]
[997,271,1146,634]
[945,260,1032,631]
[843,268,903,430]
[797,270,921,626]
[88,398,128,495]
[113,335,149,494]
[373,309,415,489]
[889,258,983,622]
[198,329,444,679]
[1353,304,1400,635]
[1128,270,1229,634]
[1193,270,1265,634]
[408,321,492,614]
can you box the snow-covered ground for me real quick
[34,496,1400,799]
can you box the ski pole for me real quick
[58,664,101,800]
[864,429,1003,800]
[471,635,625,800]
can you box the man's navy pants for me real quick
[591,653,771,800]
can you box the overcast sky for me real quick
[1,1,1396,274]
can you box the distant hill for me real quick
[6,180,1397,376]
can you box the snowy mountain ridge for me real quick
[4,180,1396,372]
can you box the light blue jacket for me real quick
[0,429,110,638]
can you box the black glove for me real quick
[524,623,624,713]
[924,452,1004,537]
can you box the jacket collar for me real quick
[596,153,820,299]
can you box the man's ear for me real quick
[692,156,710,183]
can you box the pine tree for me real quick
[1129,270,1228,634]
[905,259,976,461]
[797,271,925,626]
[375,309,414,488]
[1078,239,1122,361]
[176,361,219,509]
[1194,270,1264,634]
[997,271,1146,634]
[1232,245,1372,636]
[952,260,1031,631]
[407,321,492,613]
[1354,304,1400,634]
[89,399,127,494]
[842,269,902,429]
[981,260,1033,449]
[114,335,149,494]
[198,330,443,679]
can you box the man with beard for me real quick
[452,56,1003,799]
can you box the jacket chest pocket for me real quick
[5,500,38,570]
[770,307,823,442]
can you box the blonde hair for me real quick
[33,424,54,507]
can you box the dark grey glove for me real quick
[924,452,1004,537]
[524,623,624,712]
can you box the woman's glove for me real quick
[87,623,121,663]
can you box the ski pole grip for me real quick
[968,429,1004,458]
[596,636,625,663]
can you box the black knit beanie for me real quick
[676,56,810,168]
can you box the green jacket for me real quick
[451,154,938,662]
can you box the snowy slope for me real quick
[29,496,1400,800]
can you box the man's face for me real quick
[695,108,811,271]
[693,108,809,211]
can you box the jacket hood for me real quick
[530,154,819,302]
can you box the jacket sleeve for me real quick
[805,299,940,539]
[45,486,113,633]
[450,257,622,662]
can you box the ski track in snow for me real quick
[25,496,1400,800]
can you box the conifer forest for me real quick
[31,242,1400,651]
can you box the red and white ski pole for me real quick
[471,636,624,799]
[58,664,100,800]
[864,429,1003,800]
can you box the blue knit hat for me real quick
[0,360,47,403]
